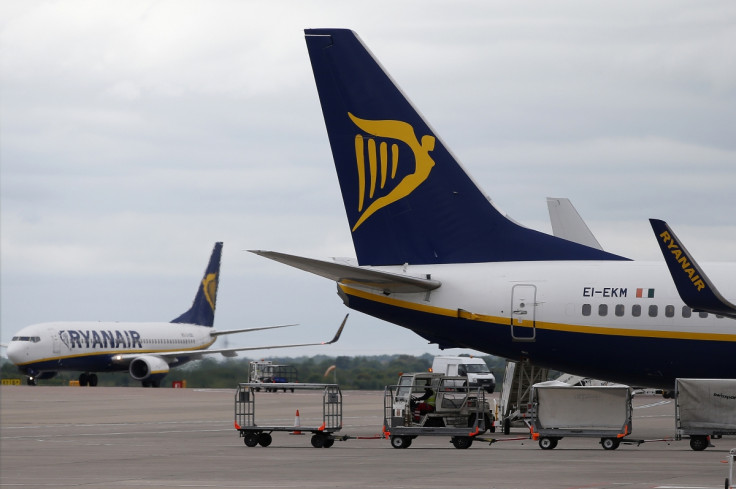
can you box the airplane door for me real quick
[511,284,536,341]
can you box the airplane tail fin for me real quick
[305,29,627,265]
[171,242,223,326]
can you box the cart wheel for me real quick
[390,436,410,449]
[724,477,729,489]
[451,436,473,449]
[689,436,709,451]
[322,437,335,448]
[502,418,511,435]
[601,438,620,450]
[539,437,558,450]
[243,433,259,447]
[257,432,272,447]
[310,434,325,448]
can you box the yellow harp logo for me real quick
[349,112,436,231]
[202,273,218,311]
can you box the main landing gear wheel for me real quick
[390,436,412,449]
[451,436,473,449]
[243,433,259,447]
[539,437,559,450]
[601,438,620,450]
[78,373,98,386]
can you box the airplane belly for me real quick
[342,287,736,390]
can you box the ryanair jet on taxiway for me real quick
[7,242,346,386]
[252,29,735,390]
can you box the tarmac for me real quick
[1,385,734,489]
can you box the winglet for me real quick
[649,219,736,319]
[323,314,349,344]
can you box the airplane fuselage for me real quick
[7,322,216,375]
[336,260,736,389]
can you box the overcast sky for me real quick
[2,1,735,357]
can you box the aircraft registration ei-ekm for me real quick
[6,242,347,386]
[251,28,736,390]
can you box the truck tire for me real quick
[601,438,620,450]
[451,436,473,449]
[689,436,709,451]
[503,418,511,435]
[243,432,259,447]
[390,436,410,449]
[310,434,325,448]
[539,437,558,450]
[257,432,272,447]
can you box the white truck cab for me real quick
[431,356,496,393]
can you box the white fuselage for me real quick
[7,322,216,373]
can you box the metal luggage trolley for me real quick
[675,379,736,451]
[234,382,342,448]
[383,373,491,449]
[530,382,633,450]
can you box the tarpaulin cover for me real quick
[534,383,630,430]
[676,378,736,431]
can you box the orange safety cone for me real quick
[290,409,304,435]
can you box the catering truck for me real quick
[431,356,496,393]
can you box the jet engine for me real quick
[129,355,170,387]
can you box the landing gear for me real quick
[78,373,98,386]
[27,377,37,386]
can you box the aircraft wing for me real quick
[112,315,349,364]
[650,219,736,319]
[249,250,442,294]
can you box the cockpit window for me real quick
[11,336,40,342]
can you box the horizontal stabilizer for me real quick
[547,198,603,250]
[649,219,736,319]
[250,250,441,294]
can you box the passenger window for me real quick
[632,305,641,317]
[582,304,592,316]
[665,305,675,318]
[648,305,658,317]
[682,306,692,318]
[615,304,624,317]
[598,304,608,316]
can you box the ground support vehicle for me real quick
[247,361,298,392]
[383,372,493,449]
[530,382,632,450]
[675,378,736,451]
[431,355,496,393]
[234,382,342,448]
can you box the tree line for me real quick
[0,354,509,389]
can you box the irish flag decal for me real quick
[636,288,655,298]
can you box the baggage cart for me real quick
[234,382,342,448]
[675,378,736,451]
[530,381,632,450]
[383,373,491,449]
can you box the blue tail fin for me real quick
[305,29,627,266]
[171,242,222,326]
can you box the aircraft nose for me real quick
[6,341,26,364]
